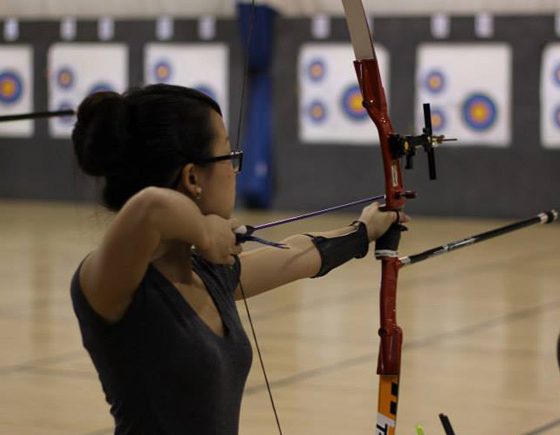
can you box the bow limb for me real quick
[342,1,405,433]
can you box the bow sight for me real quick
[388,103,457,180]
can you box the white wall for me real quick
[2,0,560,18]
[1,0,235,18]
[267,0,560,16]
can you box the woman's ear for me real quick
[179,163,203,200]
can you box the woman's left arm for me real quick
[234,202,406,300]
[234,231,332,300]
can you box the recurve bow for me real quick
[342,1,442,432]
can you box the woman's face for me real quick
[195,110,237,219]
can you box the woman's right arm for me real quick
[78,187,216,323]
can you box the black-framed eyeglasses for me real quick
[195,150,243,174]
[171,150,244,188]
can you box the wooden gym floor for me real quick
[0,199,558,435]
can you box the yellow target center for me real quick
[1,80,15,95]
[350,94,364,112]
[311,65,322,77]
[472,104,488,121]
[312,105,323,117]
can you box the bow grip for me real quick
[375,222,407,259]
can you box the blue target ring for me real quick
[424,70,446,94]
[153,60,173,83]
[340,84,367,121]
[307,100,328,124]
[88,82,115,95]
[307,59,327,82]
[461,93,497,131]
[56,67,75,90]
[0,70,24,105]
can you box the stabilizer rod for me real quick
[399,210,558,267]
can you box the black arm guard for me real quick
[306,222,369,278]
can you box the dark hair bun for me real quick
[72,91,130,177]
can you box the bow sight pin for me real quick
[389,103,457,180]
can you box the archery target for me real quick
[430,107,446,132]
[299,43,390,145]
[153,60,173,83]
[416,43,511,147]
[144,44,229,124]
[462,93,497,131]
[0,71,23,104]
[424,70,446,94]
[0,45,33,137]
[307,100,328,124]
[307,59,327,82]
[341,84,368,121]
[540,44,560,148]
[48,43,129,138]
[56,67,75,90]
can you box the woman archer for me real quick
[70,83,406,434]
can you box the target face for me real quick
[56,67,75,90]
[340,84,367,121]
[416,44,511,146]
[424,70,446,94]
[299,43,390,144]
[307,100,328,123]
[48,43,129,138]
[0,46,34,137]
[307,59,327,82]
[462,93,497,131]
[153,60,173,83]
[144,44,229,124]
[0,70,24,105]
[540,44,560,148]
[430,107,446,132]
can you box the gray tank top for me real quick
[70,252,252,435]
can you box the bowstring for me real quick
[234,1,253,154]
[238,281,283,435]
[234,1,284,434]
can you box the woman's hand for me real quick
[197,215,242,265]
[357,202,410,242]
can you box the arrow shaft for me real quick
[253,193,386,231]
